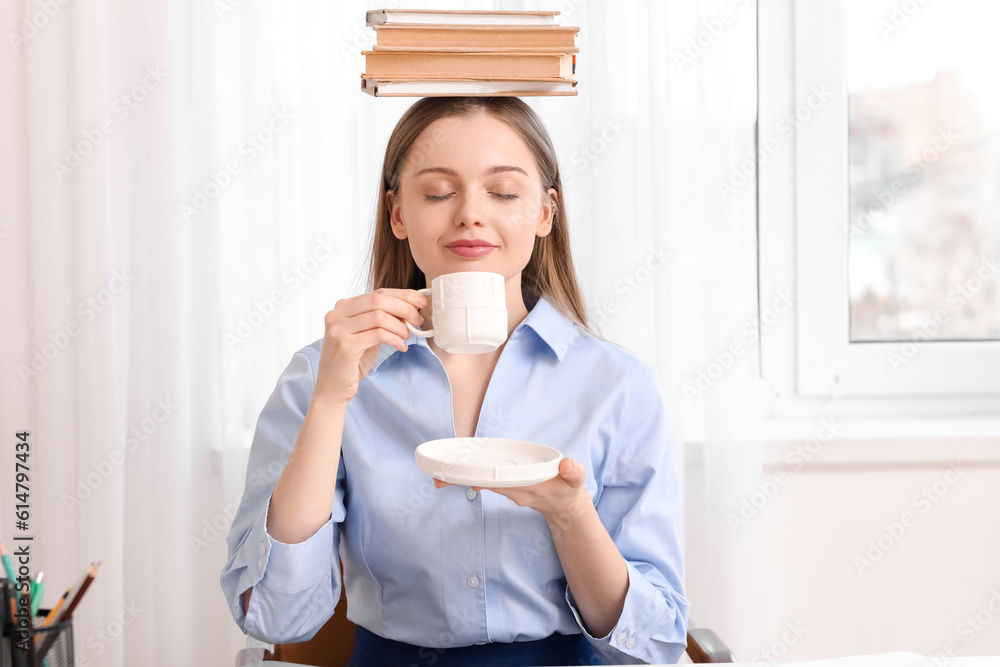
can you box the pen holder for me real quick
[29,612,74,667]
[1,615,74,667]
[1,579,74,667]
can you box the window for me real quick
[845,0,1000,344]
[759,0,1000,400]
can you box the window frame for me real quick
[759,0,1000,403]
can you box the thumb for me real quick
[558,457,586,487]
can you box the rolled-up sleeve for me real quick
[567,365,690,664]
[219,349,348,644]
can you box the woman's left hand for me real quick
[434,457,591,523]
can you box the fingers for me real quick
[350,309,417,348]
[558,458,587,488]
[314,289,431,403]
[326,289,429,354]
[445,460,585,495]
[337,289,428,324]
[353,326,411,354]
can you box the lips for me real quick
[446,240,495,248]
[446,240,496,258]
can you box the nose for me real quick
[454,190,486,227]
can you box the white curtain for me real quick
[0,1,764,665]
[661,2,768,659]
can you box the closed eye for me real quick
[423,193,520,201]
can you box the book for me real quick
[371,44,579,54]
[366,9,559,26]
[362,50,575,79]
[359,9,579,99]
[372,24,580,50]
[360,76,578,97]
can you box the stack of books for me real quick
[361,9,579,97]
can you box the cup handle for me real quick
[406,288,434,338]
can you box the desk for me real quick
[257,651,1000,666]
[712,653,1000,667]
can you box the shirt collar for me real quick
[369,294,580,374]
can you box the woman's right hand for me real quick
[313,288,428,407]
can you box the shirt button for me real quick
[466,488,477,500]
[257,560,263,572]
[466,575,479,588]
[260,543,266,555]
[615,632,627,644]
[626,637,636,648]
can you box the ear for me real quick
[387,190,407,239]
[536,188,558,238]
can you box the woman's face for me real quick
[387,112,557,286]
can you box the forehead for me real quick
[402,112,539,179]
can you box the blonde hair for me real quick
[364,97,597,337]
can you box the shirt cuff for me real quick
[242,491,337,595]
[565,561,685,664]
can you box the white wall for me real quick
[686,436,1000,661]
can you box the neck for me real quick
[502,274,529,337]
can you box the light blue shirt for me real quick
[220,295,689,664]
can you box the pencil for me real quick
[56,561,99,622]
[0,542,18,582]
[41,588,70,627]
[35,562,91,661]
[37,562,99,663]
[40,561,92,630]
[43,562,90,629]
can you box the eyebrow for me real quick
[412,165,529,178]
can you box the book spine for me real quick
[364,53,568,79]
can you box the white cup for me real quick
[406,272,507,354]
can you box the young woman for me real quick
[221,97,689,666]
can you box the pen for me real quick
[30,572,44,617]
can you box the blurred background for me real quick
[0,0,997,665]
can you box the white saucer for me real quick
[414,437,563,487]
